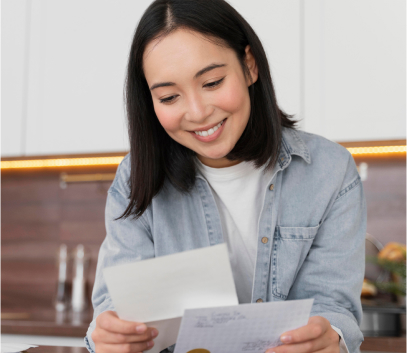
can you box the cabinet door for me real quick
[2,0,29,157]
[24,0,153,156]
[303,0,406,142]
[229,0,301,120]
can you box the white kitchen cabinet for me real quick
[2,0,301,157]
[23,0,153,156]
[2,1,404,158]
[229,0,301,119]
[2,0,29,156]
[302,0,406,142]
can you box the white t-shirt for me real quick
[196,158,273,304]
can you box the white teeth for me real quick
[194,119,225,137]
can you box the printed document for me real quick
[174,299,313,353]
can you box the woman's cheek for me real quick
[154,105,182,133]
[215,79,248,114]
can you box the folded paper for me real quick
[103,244,239,353]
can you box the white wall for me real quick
[2,0,405,157]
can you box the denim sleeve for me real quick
[287,153,366,353]
[85,157,155,352]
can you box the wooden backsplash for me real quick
[361,160,406,246]
[2,166,114,311]
[2,156,406,311]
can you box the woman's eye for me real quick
[204,77,225,88]
[158,78,225,104]
[159,95,178,104]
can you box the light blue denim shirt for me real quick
[85,128,366,353]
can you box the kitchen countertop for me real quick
[10,338,407,353]
[27,346,88,353]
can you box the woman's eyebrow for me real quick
[149,63,226,91]
[150,81,176,91]
[194,63,226,79]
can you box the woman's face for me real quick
[143,29,258,168]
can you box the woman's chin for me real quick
[198,151,229,161]
[196,143,233,160]
[196,149,240,168]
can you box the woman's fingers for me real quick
[93,311,160,353]
[97,340,155,353]
[279,316,329,344]
[96,311,148,335]
[266,337,329,353]
[265,316,340,353]
[93,327,158,344]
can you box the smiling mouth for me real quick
[191,119,226,137]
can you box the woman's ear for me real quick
[244,45,258,86]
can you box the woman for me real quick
[86,1,366,352]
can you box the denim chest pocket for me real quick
[271,224,320,300]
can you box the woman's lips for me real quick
[189,118,227,142]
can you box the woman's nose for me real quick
[184,94,213,123]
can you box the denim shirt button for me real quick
[269,184,274,191]
[256,298,263,303]
[261,237,269,244]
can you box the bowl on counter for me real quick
[361,300,406,337]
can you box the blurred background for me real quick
[1,0,406,351]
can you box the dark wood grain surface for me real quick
[361,336,406,352]
[1,168,111,306]
[1,167,111,337]
[1,308,92,336]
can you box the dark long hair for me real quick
[120,0,298,220]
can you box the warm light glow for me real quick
[1,156,125,169]
[347,145,406,155]
[1,146,406,170]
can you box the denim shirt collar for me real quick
[279,127,311,167]
[196,127,311,181]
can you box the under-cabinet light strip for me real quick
[347,145,406,155]
[1,146,406,169]
[1,156,125,169]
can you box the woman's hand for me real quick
[266,316,340,353]
[92,311,159,353]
